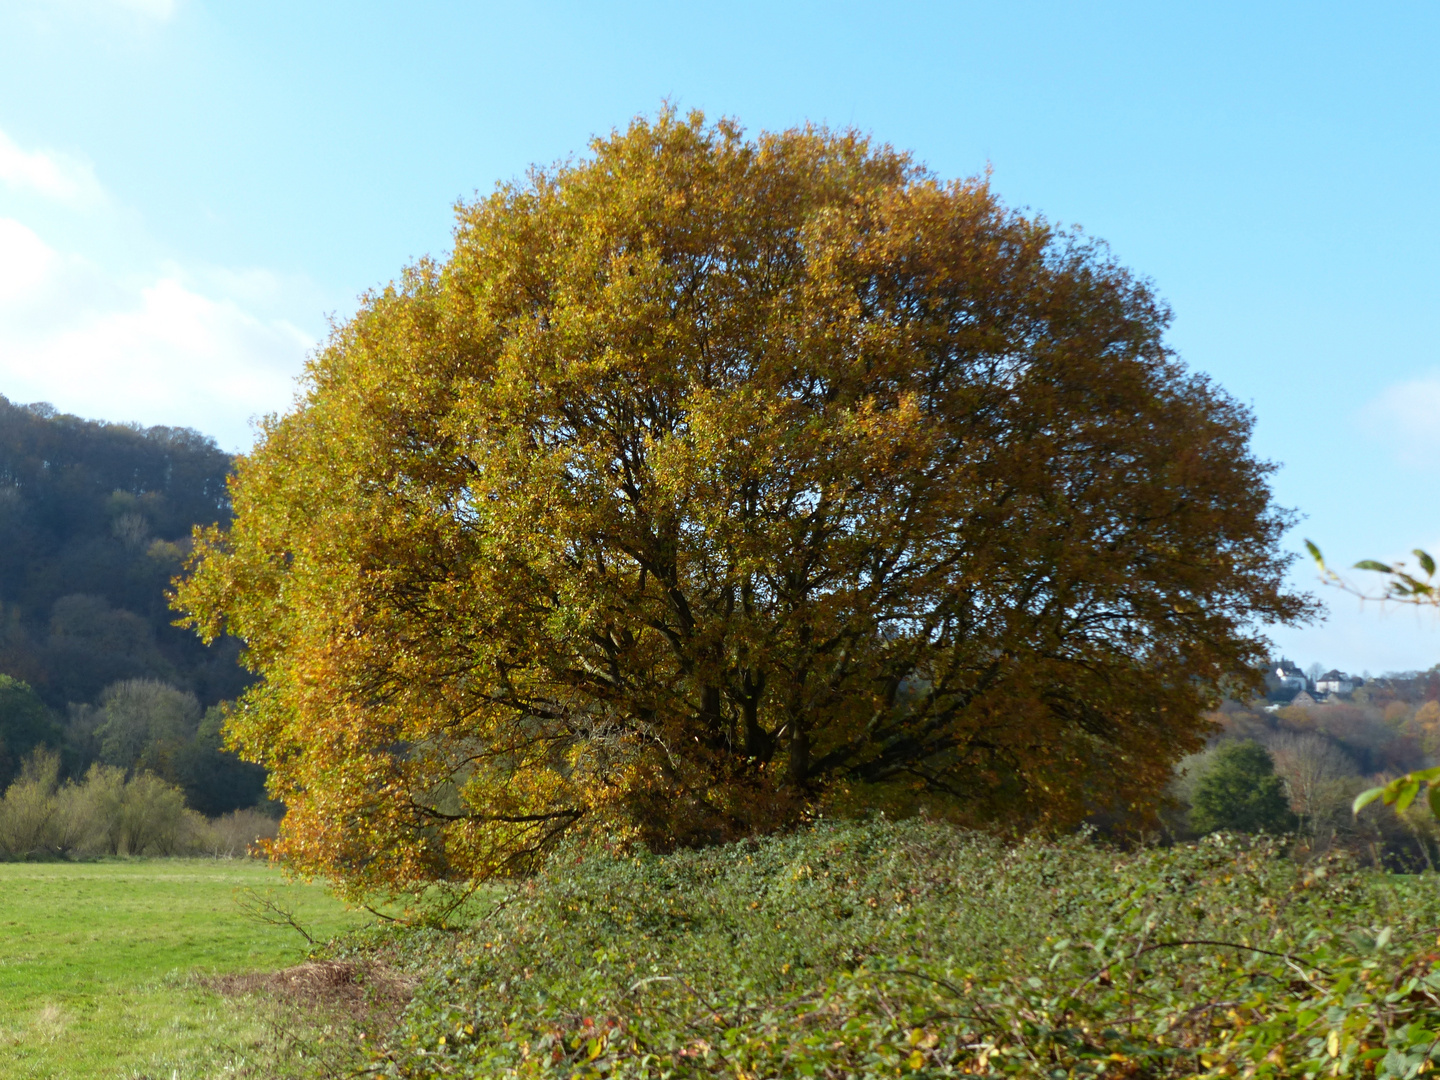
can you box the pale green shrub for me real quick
[196,807,279,858]
[0,749,60,856]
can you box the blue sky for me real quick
[1,0,1437,672]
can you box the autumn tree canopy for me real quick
[176,111,1310,897]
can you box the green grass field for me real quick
[0,859,368,1079]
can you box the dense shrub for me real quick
[333,819,1440,1079]
[0,748,64,854]
[1189,740,1297,835]
[0,748,274,858]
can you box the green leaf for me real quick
[1355,560,1394,573]
[1305,540,1325,568]
[1427,783,1440,819]
[1353,787,1385,814]
[1417,550,1436,577]
[1412,766,1440,783]
[1394,573,1434,597]
[1394,779,1421,812]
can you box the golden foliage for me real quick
[174,110,1310,897]
[1404,700,1440,757]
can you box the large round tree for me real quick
[177,111,1310,897]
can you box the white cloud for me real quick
[0,218,63,300]
[1360,373,1440,468]
[0,217,313,452]
[0,128,105,207]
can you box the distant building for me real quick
[1264,659,1309,694]
[1264,684,1301,706]
[1263,685,1320,712]
[1260,659,1363,709]
[1315,669,1359,695]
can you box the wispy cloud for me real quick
[0,218,63,299]
[1360,374,1440,467]
[0,128,105,207]
[0,119,319,450]
[0,218,313,451]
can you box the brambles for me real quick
[322,818,1440,1079]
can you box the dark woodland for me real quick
[0,397,262,813]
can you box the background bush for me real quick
[0,748,276,858]
[1188,740,1297,835]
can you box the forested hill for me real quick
[0,396,263,813]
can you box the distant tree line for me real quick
[0,397,265,832]
[1161,670,1440,869]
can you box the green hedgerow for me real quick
[313,818,1440,1079]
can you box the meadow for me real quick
[0,859,367,1079]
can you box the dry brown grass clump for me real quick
[204,958,413,1021]
[201,957,417,1074]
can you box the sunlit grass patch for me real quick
[0,858,367,1078]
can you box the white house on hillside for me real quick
[1315,669,1359,695]
[1270,659,1307,692]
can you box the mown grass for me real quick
[0,858,367,1079]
